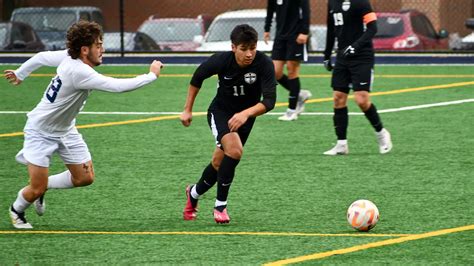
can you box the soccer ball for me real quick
[347,199,379,232]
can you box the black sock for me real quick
[195,163,218,196]
[216,155,240,202]
[334,107,348,140]
[287,78,301,110]
[215,205,226,212]
[364,104,383,132]
[277,74,291,91]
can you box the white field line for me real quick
[1,98,473,116]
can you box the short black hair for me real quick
[230,24,258,46]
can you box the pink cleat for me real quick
[213,208,230,224]
[183,185,198,220]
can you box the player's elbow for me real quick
[262,99,276,112]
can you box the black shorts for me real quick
[271,39,307,61]
[207,109,256,149]
[331,56,374,93]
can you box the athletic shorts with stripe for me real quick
[207,109,256,149]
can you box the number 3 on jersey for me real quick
[333,13,344,26]
[46,76,62,103]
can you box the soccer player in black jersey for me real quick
[264,0,312,121]
[180,24,276,224]
[323,0,392,155]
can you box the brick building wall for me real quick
[1,0,473,36]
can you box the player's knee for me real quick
[211,157,221,170]
[73,171,94,187]
[226,147,243,160]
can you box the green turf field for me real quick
[0,63,473,264]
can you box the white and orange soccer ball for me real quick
[347,199,380,232]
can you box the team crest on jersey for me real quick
[244,72,257,84]
[342,0,351,11]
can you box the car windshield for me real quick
[206,17,274,42]
[0,25,7,46]
[376,16,405,38]
[13,11,76,32]
[139,20,201,42]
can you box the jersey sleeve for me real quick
[264,0,276,32]
[190,53,222,88]
[324,3,336,60]
[352,0,377,48]
[358,0,375,18]
[14,50,69,81]
[299,0,310,35]
[73,65,157,92]
[259,56,277,112]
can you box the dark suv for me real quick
[373,10,449,51]
[11,6,104,50]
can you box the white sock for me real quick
[215,200,227,207]
[12,188,32,213]
[337,139,348,145]
[47,171,74,189]
[287,108,296,113]
[190,185,200,199]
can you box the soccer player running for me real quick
[180,24,276,224]
[4,21,163,229]
[264,0,312,121]
[323,0,392,155]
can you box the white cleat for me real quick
[34,195,45,216]
[323,143,349,155]
[278,109,298,121]
[296,89,312,114]
[377,128,393,154]
[9,206,33,229]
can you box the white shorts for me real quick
[16,129,92,168]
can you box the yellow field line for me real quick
[275,81,474,107]
[26,73,474,78]
[1,81,473,138]
[263,224,474,265]
[0,230,411,237]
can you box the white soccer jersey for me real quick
[15,50,157,136]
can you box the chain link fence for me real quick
[1,0,473,53]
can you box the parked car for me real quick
[11,6,104,50]
[197,9,275,52]
[460,18,474,50]
[103,32,161,52]
[0,21,45,51]
[137,16,208,51]
[373,10,449,51]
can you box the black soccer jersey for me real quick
[190,51,276,114]
[264,0,310,40]
[325,0,377,59]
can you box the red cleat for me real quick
[213,208,230,224]
[183,185,198,220]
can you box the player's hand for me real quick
[4,70,22,85]
[296,33,308,44]
[180,111,193,127]
[228,112,248,132]
[323,59,333,71]
[263,32,271,44]
[149,60,164,77]
[342,45,356,58]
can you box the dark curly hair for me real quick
[67,20,103,59]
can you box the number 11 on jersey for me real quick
[233,85,245,96]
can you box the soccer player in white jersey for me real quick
[4,21,163,229]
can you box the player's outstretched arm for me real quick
[180,85,200,127]
[4,70,22,85]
